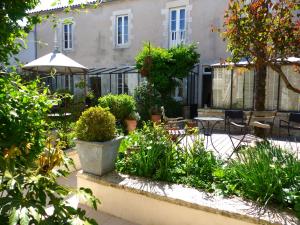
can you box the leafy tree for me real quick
[135,43,200,96]
[0,0,41,65]
[221,0,300,112]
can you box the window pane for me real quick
[171,21,176,31]
[124,16,128,43]
[212,67,231,109]
[180,9,185,30]
[64,24,68,33]
[232,69,245,109]
[265,67,279,110]
[117,17,123,44]
[171,10,176,21]
[124,74,128,94]
[279,66,300,111]
[69,24,72,48]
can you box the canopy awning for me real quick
[22,51,88,74]
[211,57,300,67]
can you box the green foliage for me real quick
[75,106,116,142]
[0,74,53,161]
[116,123,177,181]
[134,82,182,121]
[98,94,136,121]
[116,124,220,188]
[48,120,76,150]
[0,0,41,64]
[175,140,221,190]
[135,43,200,96]
[217,142,300,216]
[0,138,100,225]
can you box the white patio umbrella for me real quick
[22,50,88,74]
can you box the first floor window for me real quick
[117,73,128,94]
[116,15,129,46]
[63,23,73,50]
[169,7,186,47]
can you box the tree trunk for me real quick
[254,62,267,137]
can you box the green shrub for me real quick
[98,94,136,121]
[135,43,200,96]
[116,123,177,181]
[175,140,221,190]
[116,124,220,188]
[75,107,116,142]
[219,142,300,215]
[134,82,182,121]
[0,74,53,161]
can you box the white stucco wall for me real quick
[9,31,36,66]
[34,0,230,104]
[35,0,229,68]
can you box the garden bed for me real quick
[77,171,299,225]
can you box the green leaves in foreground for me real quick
[219,142,300,216]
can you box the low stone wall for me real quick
[77,171,298,225]
[65,148,81,172]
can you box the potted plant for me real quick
[75,106,123,176]
[150,105,161,123]
[125,111,140,132]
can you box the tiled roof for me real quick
[29,0,104,14]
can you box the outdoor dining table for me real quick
[194,116,224,152]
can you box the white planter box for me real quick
[75,136,123,176]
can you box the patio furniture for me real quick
[194,116,224,152]
[279,113,300,137]
[227,111,277,159]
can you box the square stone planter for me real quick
[75,136,123,176]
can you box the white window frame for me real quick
[169,7,186,47]
[117,73,128,94]
[62,22,73,50]
[116,14,129,47]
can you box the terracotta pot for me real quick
[126,119,138,132]
[151,114,161,123]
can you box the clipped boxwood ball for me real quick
[75,106,116,142]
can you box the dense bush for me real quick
[134,82,182,121]
[0,74,53,161]
[116,124,220,187]
[0,138,99,225]
[48,120,76,150]
[135,43,200,96]
[216,142,300,216]
[175,140,221,190]
[0,74,100,224]
[116,123,176,180]
[98,94,136,121]
[75,106,116,142]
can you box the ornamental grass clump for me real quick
[75,107,116,142]
[222,142,300,216]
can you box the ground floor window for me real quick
[117,73,128,94]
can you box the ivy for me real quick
[135,43,200,96]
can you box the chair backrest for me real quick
[250,111,277,124]
[225,110,244,123]
[289,113,300,123]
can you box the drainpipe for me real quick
[34,24,37,59]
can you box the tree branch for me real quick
[269,63,300,94]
